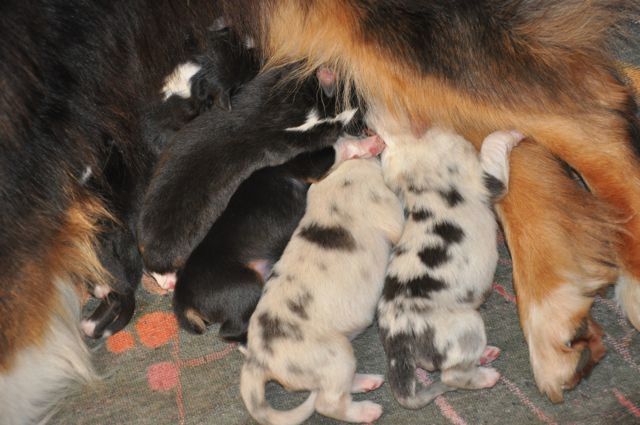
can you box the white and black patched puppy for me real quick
[373,123,523,409]
[172,135,386,342]
[240,155,404,425]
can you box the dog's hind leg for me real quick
[314,337,383,423]
[441,366,500,390]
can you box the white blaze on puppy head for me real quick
[161,62,202,100]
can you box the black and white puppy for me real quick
[138,64,363,277]
[173,135,385,341]
[371,118,523,409]
[240,156,404,425]
[144,25,260,154]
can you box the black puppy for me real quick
[173,134,382,341]
[138,65,363,276]
[143,26,260,155]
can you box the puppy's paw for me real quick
[150,272,177,291]
[80,319,97,338]
[353,401,383,423]
[334,135,386,163]
[351,374,385,393]
[477,367,501,388]
[479,345,501,365]
[82,292,136,339]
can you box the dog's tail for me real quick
[386,343,453,410]
[240,359,317,425]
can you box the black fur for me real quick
[138,66,361,273]
[142,26,261,153]
[382,275,448,302]
[172,147,336,341]
[298,224,357,251]
[0,0,224,351]
[432,221,465,244]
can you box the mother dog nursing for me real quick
[0,0,639,423]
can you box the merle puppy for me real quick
[138,64,363,277]
[174,135,385,341]
[372,121,523,409]
[240,157,404,425]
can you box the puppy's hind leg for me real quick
[351,373,384,393]
[314,337,383,423]
[441,365,501,390]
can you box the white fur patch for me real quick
[79,166,92,185]
[80,319,97,337]
[93,284,110,299]
[285,108,358,132]
[615,273,640,331]
[161,62,202,100]
[0,279,95,424]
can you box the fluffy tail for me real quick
[386,345,453,410]
[240,360,317,425]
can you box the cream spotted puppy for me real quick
[375,125,522,409]
[240,156,404,425]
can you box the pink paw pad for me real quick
[479,345,501,365]
[352,373,385,393]
[150,272,177,291]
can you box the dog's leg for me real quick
[351,373,385,394]
[314,339,383,423]
[441,366,500,390]
[497,141,620,403]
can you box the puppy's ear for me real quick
[215,90,233,111]
[316,66,336,98]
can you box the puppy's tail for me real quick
[386,344,453,410]
[240,359,316,425]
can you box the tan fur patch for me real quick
[0,196,110,371]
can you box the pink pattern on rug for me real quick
[612,388,640,418]
[415,369,468,425]
[492,282,516,303]
[147,361,179,391]
[604,335,640,373]
[500,377,558,425]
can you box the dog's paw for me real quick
[479,345,501,366]
[150,272,177,291]
[351,374,385,393]
[354,401,383,423]
[477,367,501,388]
[82,292,136,339]
[527,307,605,403]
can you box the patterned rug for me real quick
[51,233,640,425]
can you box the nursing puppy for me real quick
[376,128,523,409]
[174,135,384,341]
[143,25,260,154]
[139,65,363,276]
[240,157,404,425]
